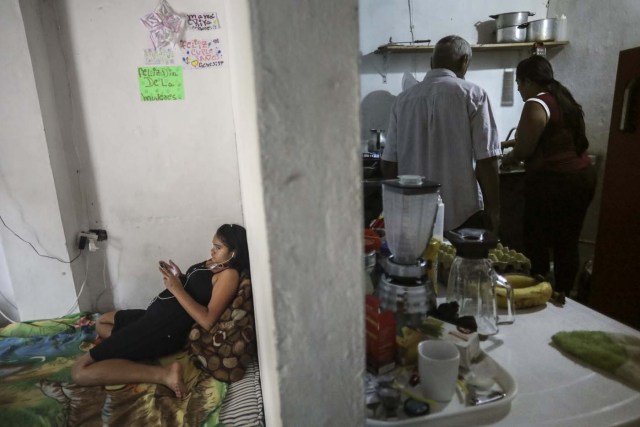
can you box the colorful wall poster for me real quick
[180,39,224,69]
[138,66,184,101]
[187,13,221,31]
[144,49,176,65]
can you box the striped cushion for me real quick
[219,358,264,426]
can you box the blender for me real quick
[377,175,441,327]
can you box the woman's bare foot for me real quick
[165,361,186,399]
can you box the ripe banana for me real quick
[501,273,539,289]
[496,279,553,309]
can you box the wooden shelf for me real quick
[374,41,569,54]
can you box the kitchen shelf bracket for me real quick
[381,51,388,83]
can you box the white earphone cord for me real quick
[149,253,235,306]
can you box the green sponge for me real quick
[552,331,627,373]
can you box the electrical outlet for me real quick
[89,229,108,241]
[78,231,99,250]
[78,229,107,250]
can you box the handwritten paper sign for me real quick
[144,49,175,65]
[138,66,184,101]
[187,13,221,31]
[180,39,224,69]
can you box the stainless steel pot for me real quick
[496,25,527,43]
[525,18,556,42]
[490,11,535,29]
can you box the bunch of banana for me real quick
[496,273,553,309]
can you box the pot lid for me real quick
[489,11,535,19]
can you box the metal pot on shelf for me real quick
[490,11,535,29]
[495,25,527,43]
[524,18,557,42]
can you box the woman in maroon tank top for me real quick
[501,55,596,296]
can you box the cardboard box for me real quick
[365,295,396,375]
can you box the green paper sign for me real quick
[138,66,184,101]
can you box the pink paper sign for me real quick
[180,38,224,69]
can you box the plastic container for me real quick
[555,14,568,41]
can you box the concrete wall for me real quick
[226,0,364,425]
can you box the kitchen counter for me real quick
[471,299,640,426]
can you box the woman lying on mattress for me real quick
[71,223,249,399]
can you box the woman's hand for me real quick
[159,263,182,294]
[159,260,182,277]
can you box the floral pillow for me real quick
[187,273,257,383]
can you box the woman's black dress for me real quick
[90,262,214,361]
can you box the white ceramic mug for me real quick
[418,340,460,402]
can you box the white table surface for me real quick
[473,298,640,427]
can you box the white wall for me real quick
[0,0,78,321]
[0,0,244,323]
[56,0,244,310]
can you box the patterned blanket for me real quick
[0,313,227,426]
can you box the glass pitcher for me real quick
[445,229,514,336]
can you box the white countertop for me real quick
[474,299,640,427]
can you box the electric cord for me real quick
[0,289,19,323]
[65,251,90,315]
[0,214,81,263]
[0,289,17,310]
[90,253,109,312]
[0,306,19,324]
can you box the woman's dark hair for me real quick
[516,55,589,154]
[216,224,250,274]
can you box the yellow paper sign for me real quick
[138,66,184,101]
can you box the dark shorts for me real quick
[112,309,146,334]
[89,309,189,362]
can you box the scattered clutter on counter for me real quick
[365,313,514,424]
[362,174,562,424]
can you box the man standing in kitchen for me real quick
[381,35,501,232]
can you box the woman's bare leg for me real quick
[71,353,186,398]
[95,312,117,339]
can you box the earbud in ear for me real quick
[231,252,236,258]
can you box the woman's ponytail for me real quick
[551,81,589,155]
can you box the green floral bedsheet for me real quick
[0,313,227,426]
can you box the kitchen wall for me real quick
[547,0,640,247]
[359,0,549,142]
[359,0,640,255]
